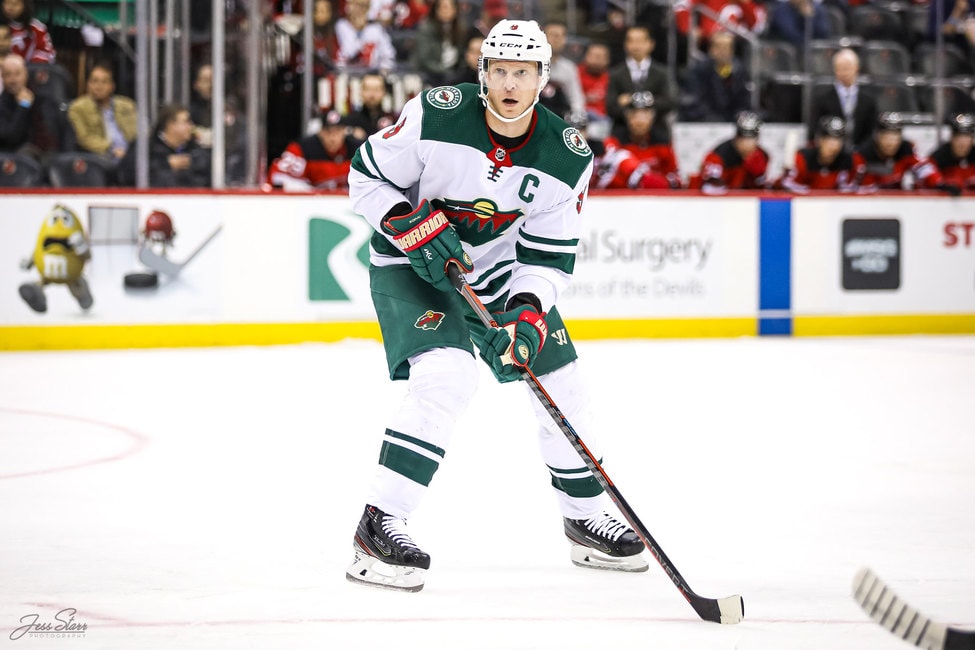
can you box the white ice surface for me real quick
[1,336,973,648]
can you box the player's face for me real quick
[818,135,843,163]
[483,60,540,118]
[625,107,654,137]
[875,130,901,157]
[321,125,346,151]
[951,133,973,157]
[735,136,757,157]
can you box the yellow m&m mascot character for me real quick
[19,204,93,313]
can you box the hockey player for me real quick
[595,91,682,190]
[928,112,975,193]
[775,115,861,193]
[345,19,647,593]
[855,112,959,195]
[688,110,770,194]
[266,110,363,190]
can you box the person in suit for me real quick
[605,25,674,142]
[808,48,877,148]
[680,30,753,122]
[67,62,138,166]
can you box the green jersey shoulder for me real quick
[418,83,593,189]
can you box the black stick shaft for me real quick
[446,264,742,624]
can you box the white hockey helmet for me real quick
[478,20,552,123]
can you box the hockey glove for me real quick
[381,199,473,293]
[479,297,548,381]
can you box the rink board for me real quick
[0,191,972,349]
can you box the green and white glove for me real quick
[479,295,548,381]
[381,199,473,293]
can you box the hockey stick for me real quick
[138,224,223,277]
[447,263,744,625]
[853,567,975,650]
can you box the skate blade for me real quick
[346,551,425,592]
[570,544,649,573]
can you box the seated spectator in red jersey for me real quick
[776,116,861,193]
[855,112,960,195]
[928,113,975,192]
[689,111,769,193]
[674,0,766,53]
[267,109,363,190]
[3,0,56,64]
[594,91,682,190]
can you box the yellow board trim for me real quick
[0,323,384,351]
[3,314,974,351]
[794,314,975,336]
[0,318,756,351]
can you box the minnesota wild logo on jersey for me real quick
[434,198,524,246]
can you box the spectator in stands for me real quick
[808,48,877,149]
[680,30,752,123]
[674,0,767,56]
[0,22,11,58]
[68,62,137,167]
[311,0,340,76]
[2,0,55,64]
[0,23,10,94]
[776,115,861,193]
[189,63,214,146]
[689,110,769,193]
[594,91,683,189]
[578,42,611,128]
[267,108,363,190]
[0,53,69,162]
[855,112,959,194]
[345,70,398,139]
[446,34,482,86]
[605,25,674,143]
[928,112,975,191]
[410,0,468,88]
[544,22,586,118]
[119,103,210,188]
[766,0,831,45]
[335,0,397,72]
[928,0,975,63]
[466,0,507,41]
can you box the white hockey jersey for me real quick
[349,83,594,311]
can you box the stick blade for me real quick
[852,567,948,650]
[691,593,744,624]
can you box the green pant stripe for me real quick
[547,460,602,476]
[385,428,445,458]
[550,473,604,498]
[379,440,440,486]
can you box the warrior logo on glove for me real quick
[381,199,474,293]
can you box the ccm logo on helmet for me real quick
[499,43,524,48]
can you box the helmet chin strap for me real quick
[478,84,542,124]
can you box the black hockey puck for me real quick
[123,271,159,289]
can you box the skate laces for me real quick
[583,512,629,542]
[381,515,420,550]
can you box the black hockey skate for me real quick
[346,505,430,592]
[564,511,649,572]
